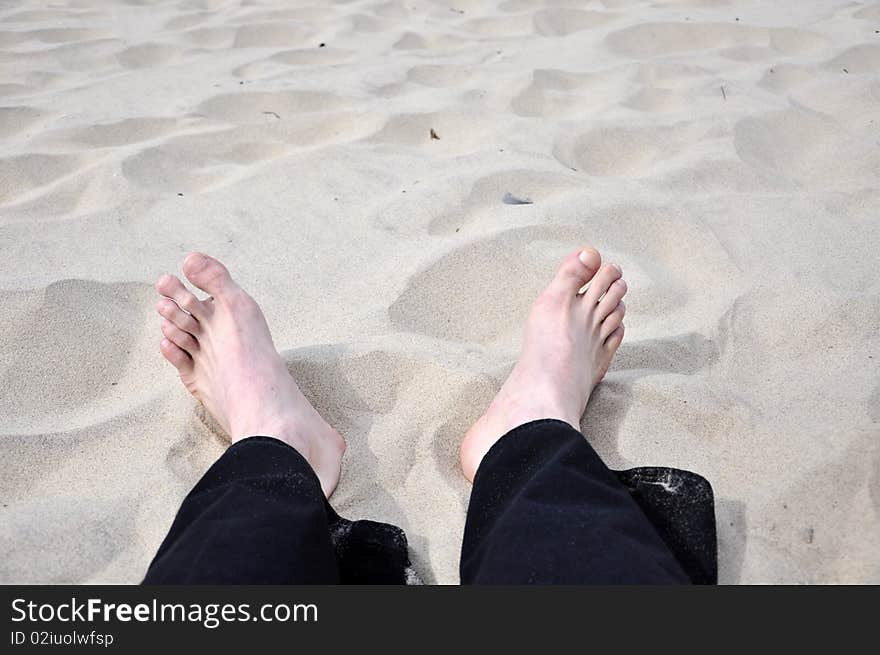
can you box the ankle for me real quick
[230,418,304,449]
[498,385,579,432]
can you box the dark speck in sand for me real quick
[455,227,460,233]
[503,192,533,205]
[177,193,183,197]
[843,68,849,73]
[319,43,326,47]
[430,128,440,140]
[111,382,118,386]
[262,111,281,119]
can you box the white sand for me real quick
[1,0,878,584]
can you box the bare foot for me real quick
[155,252,345,497]
[459,248,627,482]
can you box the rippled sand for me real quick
[1,0,878,583]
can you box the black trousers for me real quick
[144,419,703,585]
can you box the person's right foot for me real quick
[459,247,627,482]
[155,253,345,497]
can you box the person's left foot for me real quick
[155,253,345,497]
[459,247,627,482]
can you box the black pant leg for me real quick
[143,436,339,584]
[460,419,690,584]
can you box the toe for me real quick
[156,297,200,335]
[583,263,622,305]
[605,324,625,353]
[183,252,237,297]
[600,301,625,340]
[161,319,199,355]
[595,278,627,323]
[547,247,601,297]
[160,338,193,375]
[156,274,207,319]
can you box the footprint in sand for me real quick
[179,26,235,49]
[1,9,102,23]
[0,153,89,205]
[552,122,700,177]
[6,27,112,46]
[231,22,314,49]
[823,43,880,74]
[758,64,816,93]
[533,8,616,36]
[196,90,350,124]
[50,117,181,149]
[0,280,158,434]
[605,22,828,58]
[425,168,584,235]
[406,64,475,88]
[122,109,378,194]
[623,86,689,113]
[512,68,624,118]
[463,13,534,37]
[348,14,395,33]
[11,39,121,73]
[0,497,134,583]
[389,219,739,346]
[116,42,186,69]
[228,7,338,24]
[733,107,878,186]
[366,109,501,155]
[163,12,212,31]
[120,127,289,193]
[234,47,353,78]
[393,31,466,51]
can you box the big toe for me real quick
[548,247,601,297]
[183,252,237,297]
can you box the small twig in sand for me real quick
[720,85,726,100]
[430,128,440,140]
[263,111,281,119]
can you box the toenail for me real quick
[184,252,207,270]
[578,250,593,266]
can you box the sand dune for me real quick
[1,0,878,584]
